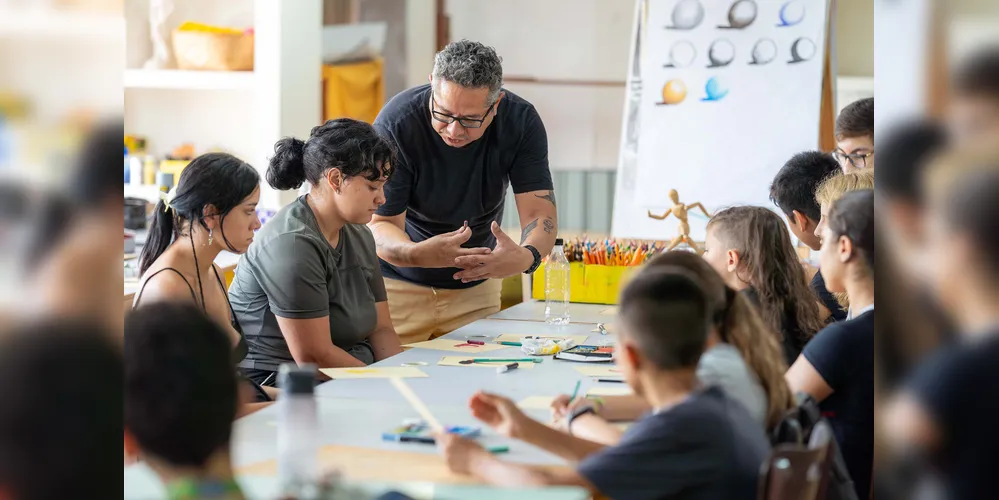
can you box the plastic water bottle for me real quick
[277,363,320,498]
[545,238,571,325]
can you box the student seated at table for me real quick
[832,97,874,172]
[884,148,999,500]
[551,251,794,440]
[435,268,771,499]
[230,118,403,386]
[0,319,121,499]
[703,206,824,365]
[786,190,874,500]
[769,151,847,322]
[134,152,273,408]
[813,168,875,313]
[124,303,246,500]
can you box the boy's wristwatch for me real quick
[567,404,597,435]
[523,245,542,274]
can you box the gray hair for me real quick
[432,39,504,105]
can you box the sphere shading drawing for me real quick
[666,40,697,68]
[658,80,688,105]
[702,77,729,102]
[750,38,777,65]
[725,0,757,29]
[789,37,817,63]
[668,0,705,30]
[778,0,806,27]
[707,39,736,68]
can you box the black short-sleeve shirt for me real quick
[802,309,874,500]
[906,333,999,500]
[373,84,553,289]
[811,270,847,322]
[577,386,770,500]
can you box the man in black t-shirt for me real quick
[769,151,846,322]
[369,40,557,343]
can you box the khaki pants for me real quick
[384,278,502,345]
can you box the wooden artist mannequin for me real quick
[647,189,712,253]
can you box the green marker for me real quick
[570,380,582,402]
[460,358,542,364]
[487,445,510,454]
[496,341,522,346]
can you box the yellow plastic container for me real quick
[158,159,191,181]
[532,263,640,305]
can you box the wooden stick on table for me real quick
[388,377,444,432]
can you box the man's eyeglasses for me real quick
[832,150,874,169]
[431,95,495,129]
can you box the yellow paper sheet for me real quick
[403,338,508,353]
[437,356,537,369]
[600,307,619,316]
[493,333,590,344]
[517,396,556,409]
[587,386,633,396]
[319,367,429,379]
[573,365,623,377]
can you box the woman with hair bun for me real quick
[230,118,404,386]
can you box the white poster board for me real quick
[613,0,829,241]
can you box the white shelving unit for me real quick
[123,184,165,204]
[124,69,256,90]
[125,0,322,210]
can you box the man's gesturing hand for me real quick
[410,222,491,268]
[453,222,533,283]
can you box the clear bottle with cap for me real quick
[277,363,320,498]
[545,238,571,325]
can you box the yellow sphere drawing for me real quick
[661,80,687,105]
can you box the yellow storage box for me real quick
[531,263,640,305]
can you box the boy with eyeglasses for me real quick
[833,97,874,172]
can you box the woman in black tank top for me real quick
[134,153,270,404]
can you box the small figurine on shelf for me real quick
[647,189,712,253]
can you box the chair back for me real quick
[757,420,833,500]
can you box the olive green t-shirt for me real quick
[230,196,387,372]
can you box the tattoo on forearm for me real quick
[521,218,540,244]
[535,190,557,209]
[543,218,555,235]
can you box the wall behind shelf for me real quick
[124,88,257,166]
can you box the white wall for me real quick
[430,0,873,171]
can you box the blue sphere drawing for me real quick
[778,1,805,27]
[703,77,729,101]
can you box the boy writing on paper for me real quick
[435,268,771,499]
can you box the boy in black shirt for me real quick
[769,151,846,322]
[436,268,770,499]
[124,303,245,499]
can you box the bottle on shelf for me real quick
[545,238,571,325]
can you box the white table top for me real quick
[126,315,618,498]
[235,319,618,466]
[487,301,617,324]
[125,462,588,500]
